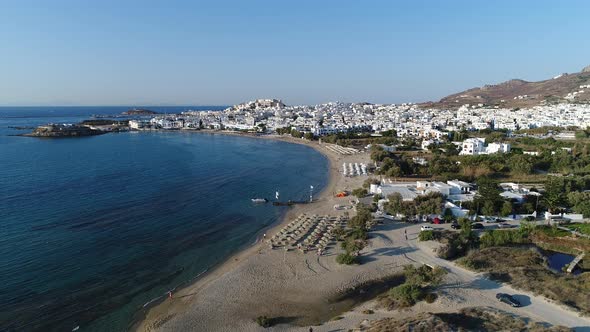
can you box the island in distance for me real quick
[121,108,158,115]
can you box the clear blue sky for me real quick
[1,0,589,106]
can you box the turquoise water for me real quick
[0,107,329,331]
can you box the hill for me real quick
[421,65,590,109]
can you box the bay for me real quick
[0,107,329,331]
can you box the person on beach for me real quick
[404,229,407,240]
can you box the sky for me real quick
[1,0,589,106]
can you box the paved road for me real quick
[395,223,590,331]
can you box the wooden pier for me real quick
[567,252,585,273]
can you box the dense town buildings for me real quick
[131,100,590,155]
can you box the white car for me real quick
[420,225,434,231]
[483,216,498,223]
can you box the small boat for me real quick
[251,198,268,203]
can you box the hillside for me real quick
[421,66,590,109]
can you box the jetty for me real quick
[566,252,585,273]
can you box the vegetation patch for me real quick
[336,204,373,265]
[255,315,272,328]
[418,230,439,241]
[479,229,531,248]
[564,223,590,236]
[434,218,479,260]
[336,252,358,265]
[377,265,446,310]
[531,226,590,253]
[458,247,590,314]
[365,307,572,332]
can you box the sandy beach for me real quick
[134,134,383,331]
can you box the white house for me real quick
[459,138,486,155]
[447,179,472,194]
[486,142,511,154]
[459,137,511,155]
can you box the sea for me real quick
[0,107,329,331]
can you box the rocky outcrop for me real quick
[582,65,590,73]
[24,124,106,137]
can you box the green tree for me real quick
[428,156,457,176]
[385,164,402,178]
[509,154,534,175]
[385,193,403,215]
[543,176,565,213]
[474,177,502,215]
[290,129,304,138]
[276,126,291,135]
[458,217,472,237]
[303,132,314,140]
[567,191,590,217]
[442,208,454,222]
[482,201,495,216]
[500,201,513,217]
[370,145,390,162]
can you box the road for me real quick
[390,222,590,331]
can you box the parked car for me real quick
[483,216,498,223]
[451,222,460,229]
[420,225,434,231]
[497,223,512,229]
[472,223,484,229]
[496,293,521,307]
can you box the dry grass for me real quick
[365,307,572,332]
[531,229,590,253]
[458,247,590,314]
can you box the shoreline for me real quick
[133,131,346,331]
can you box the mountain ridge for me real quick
[421,65,590,109]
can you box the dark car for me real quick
[451,222,460,229]
[472,223,484,229]
[496,293,521,307]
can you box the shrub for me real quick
[352,187,368,197]
[480,230,531,248]
[348,227,368,240]
[255,316,272,328]
[361,309,374,314]
[341,238,365,253]
[424,292,438,303]
[332,227,346,241]
[387,284,423,307]
[419,230,436,241]
[436,243,456,260]
[336,252,358,265]
[403,265,447,287]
